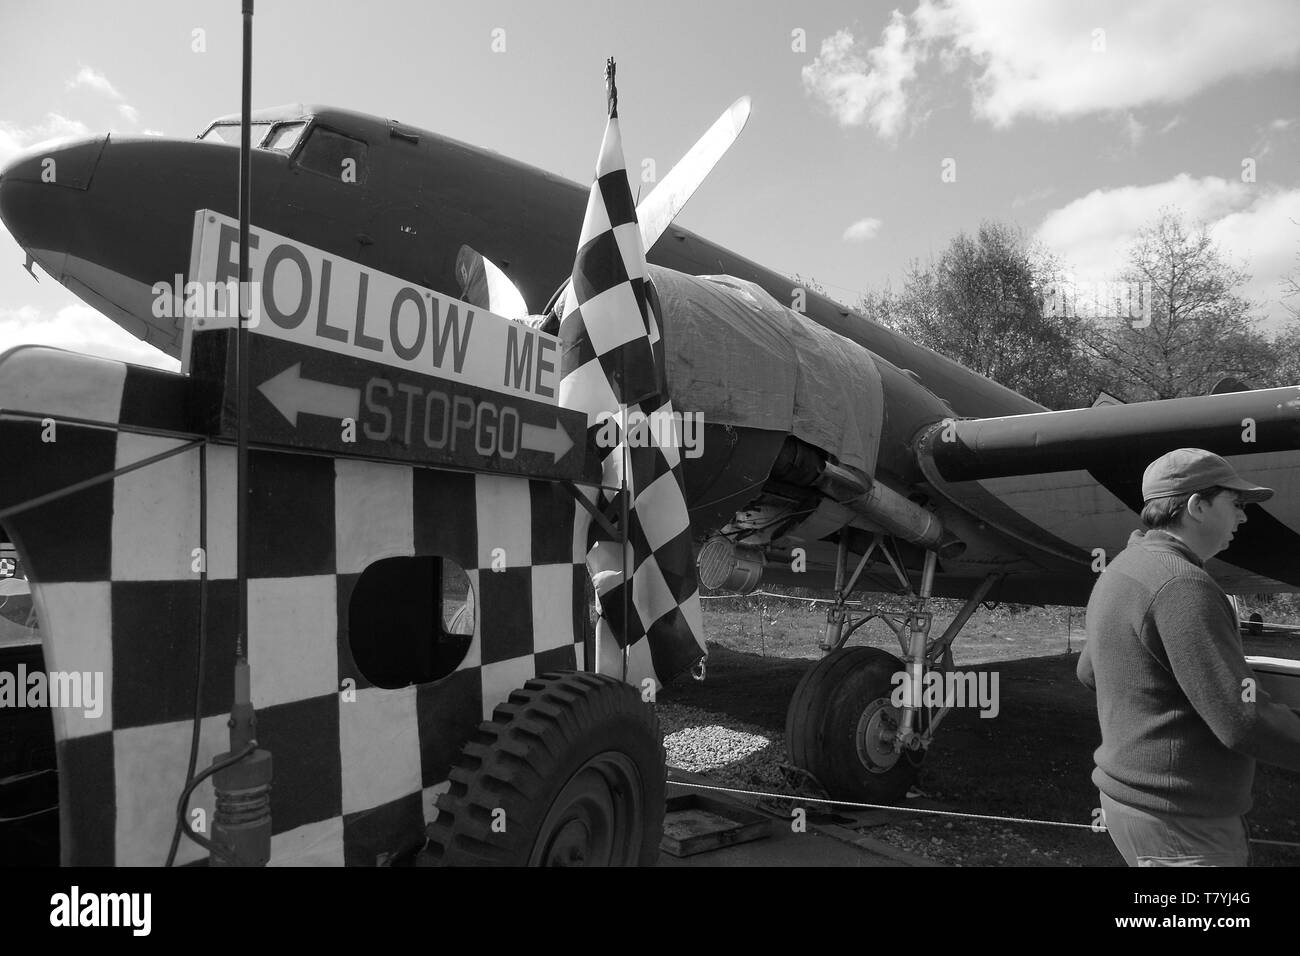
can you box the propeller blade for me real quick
[636,96,751,254]
[454,244,529,319]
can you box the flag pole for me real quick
[606,58,631,684]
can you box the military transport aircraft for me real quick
[2,102,1298,803]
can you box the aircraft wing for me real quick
[914,386,1300,596]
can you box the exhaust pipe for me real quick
[814,460,963,558]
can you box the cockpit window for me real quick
[264,122,307,152]
[295,127,369,184]
[199,121,273,146]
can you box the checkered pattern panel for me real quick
[0,346,588,866]
[557,110,707,689]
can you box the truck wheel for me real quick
[786,647,916,804]
[424,671,665,866]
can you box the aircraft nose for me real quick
[0,136,107,245]
[0,133,260,358]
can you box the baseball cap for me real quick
[1141,448,1274,503]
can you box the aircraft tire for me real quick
[423,671,665,866]
[786,647,917,804]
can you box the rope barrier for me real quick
[671,779,1099,829]
[699,590,836,605]
[666,779,1300,847]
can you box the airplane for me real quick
[2,102,1299,809]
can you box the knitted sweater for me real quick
[1078,529,1300,817]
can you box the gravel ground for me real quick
[869,821,1087,867]
[657,702,788,793]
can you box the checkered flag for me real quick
[557,60,706,689]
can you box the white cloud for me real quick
[65,66,123,101]
[810,1,1300,135]
[1035,175,1300,326]
[1159,116,1184,135]
[842,217,883,241]
[61,66,141,131]
[0,113,93,166]
[921,0,1300,125]
[801,15,920,139]
[0,304,178,370]
[1037,175,1249,274]
[1209,190,1300,316]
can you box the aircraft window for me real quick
[348,556,474,688]
[199,121,273,146]
[264,122,307,152]
[296,127,369,183]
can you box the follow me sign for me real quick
[182,210,558,404]
[184,210,594,482]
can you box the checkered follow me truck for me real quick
[0,215,681,867]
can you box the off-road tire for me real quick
[424,671,665,866]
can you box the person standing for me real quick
[1078,448,1300,865]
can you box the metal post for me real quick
[919,547,937,599]
[898,549,938,747]
[927,572,1002,663]
[236,0,252,681]
[210,0,273,867]
[820,535,848,653]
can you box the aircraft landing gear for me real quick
[786,534,1002,805]
[787,645,917,802]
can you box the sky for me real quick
[1,0,1298,371]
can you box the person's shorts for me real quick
[1099,792,1251,866]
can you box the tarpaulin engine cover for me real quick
[649,265,884,476]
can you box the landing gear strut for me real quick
[786,533,1001,804]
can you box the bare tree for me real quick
[1081,208,1271,400]
[1282,220,1300,321]
[790,272,827,296]
[1265,224,1300,387]
[1269,321,1300,386]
